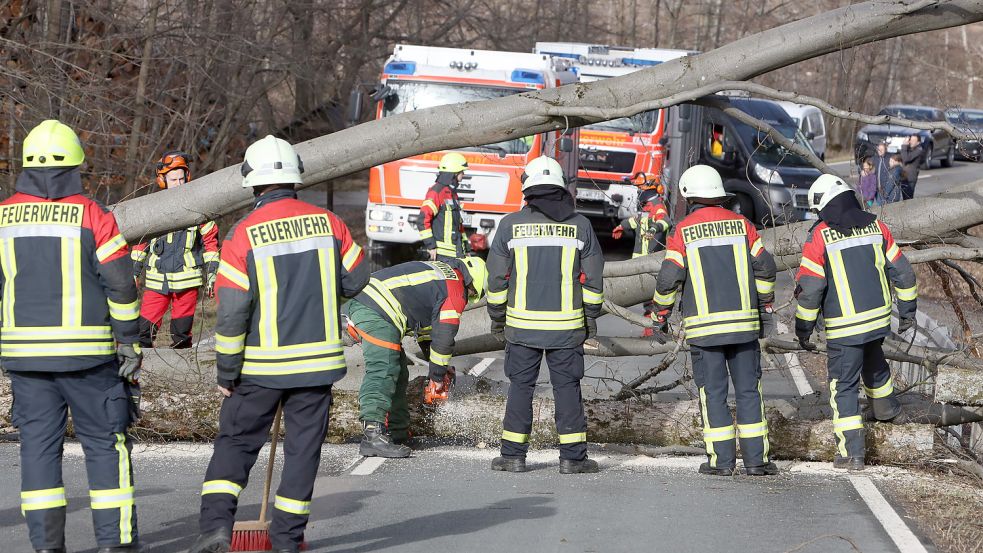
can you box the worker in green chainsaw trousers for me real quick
[346,257,487,457]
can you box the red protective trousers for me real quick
[139,288,199,348]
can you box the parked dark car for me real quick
[945,108,983,162]
[855,105,955,169]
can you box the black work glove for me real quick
[651,309,670,334]
[897,317,915,334]
[490,319,505,344]
[586,317,597,340]
[759,304,775,339]
[796,330,817,352]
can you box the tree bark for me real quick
[123,3,158,196]
[935,366,983,405]
[111,0,983,242]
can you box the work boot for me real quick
[359,421,411,458]
[698,462,736,476]
[833,456,866,471]
[97,547,141,553]
[490,455,527,472]
[186,527,231,553]
[745,462,779,476]
[36,549,66,553]
[559,457,599,474]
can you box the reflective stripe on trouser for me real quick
[690,341,769,469]
[349,300,411,434]
[199,383,332,551]
[501,343,587,461]
[826,339,897,458]
[9,362,137,549]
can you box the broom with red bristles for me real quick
[230,403,282,552]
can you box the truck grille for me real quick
[579,149,635,174]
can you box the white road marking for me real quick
[849,475,929,553]
[350,456,386,476]
[776,322,815,397]
[470,357,495,377]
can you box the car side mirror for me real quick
[559,137,574,153]
[806,131,816,140]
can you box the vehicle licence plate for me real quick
[577,188,607,202]
[461,212,473,226]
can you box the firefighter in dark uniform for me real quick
[187,135,369,553]
[3,120,143,553]
[653,164,778,477]
[486,156,605,474]
[131,152,219,348]
[794,174,916,471]
[418,152,469,262]
[612,187,671,337]
[346,257,487,458]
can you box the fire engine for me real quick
[534,42,694,228]
[359,44,579,265]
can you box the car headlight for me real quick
[857,131,869,142]
[753,163,784,185]
[368,209,393,221]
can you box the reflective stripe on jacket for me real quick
[794,219,917,345]
[349,260,467,379]
[132,221,219,293]
[418,183,467,258]
[486,207,604,349]
[653,205,776,347]
[213,190,369,388]
[0,193,140,372]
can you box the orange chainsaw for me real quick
[424,366,456,404]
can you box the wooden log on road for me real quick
[935,366,983,406]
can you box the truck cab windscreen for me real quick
[381,80,533,155]
[733,120,815,168]
[585,110,658,134]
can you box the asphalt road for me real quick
[0,443,932,553]
[827,157,981,197]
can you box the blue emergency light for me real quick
[510,69,545,85]
[384,61,416,75]
[622,58,662,67]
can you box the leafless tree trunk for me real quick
[124,3,158,195]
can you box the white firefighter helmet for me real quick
[241,135,304,188]
[678,164,729,200]
[521,156,565,190]
[808,174,853,212]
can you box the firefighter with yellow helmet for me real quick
[418,152,470,261]
[486,155,605,474]
[188,135,369,553]
[794,174,916,471]
[3,120,143,552]
[345,256,488,458]
[652,164,778,477]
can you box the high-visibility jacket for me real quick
[213,189,369,389]
[653,205,776,347]
[0,192,140,372]
[794,219,917,345]
[418,182,467,258]
[132,221,219,293]
[486,207,604,349]
[349,260,467,379]
[617,203,670,258]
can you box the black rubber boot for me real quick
[97,546,141,553]
[186,527,231,553]
[698,462,735,476]
[36,549,67,553]
[491,456,527,473]
[745,462,779,476]
[359,421,411,458]
[559,458,599,474]
[833,456,866,471]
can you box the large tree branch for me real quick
[111,0,983,242]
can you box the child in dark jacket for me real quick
[882,154,904,204]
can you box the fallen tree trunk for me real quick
[935,366,983,405]
[111,1,983,243]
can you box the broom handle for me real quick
[259,402,283,524]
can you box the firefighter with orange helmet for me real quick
[188,135,369,553]
[4,120,143,552]
[131,152,219,348]
[418,152,470,261]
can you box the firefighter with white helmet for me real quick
[4,120,143,552]
[795,173,917,471]
[418,152,470,261]
[652,164,778,476]
[188,135,369,553]
[486,155,605,474]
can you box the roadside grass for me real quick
[885,468,983,553]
